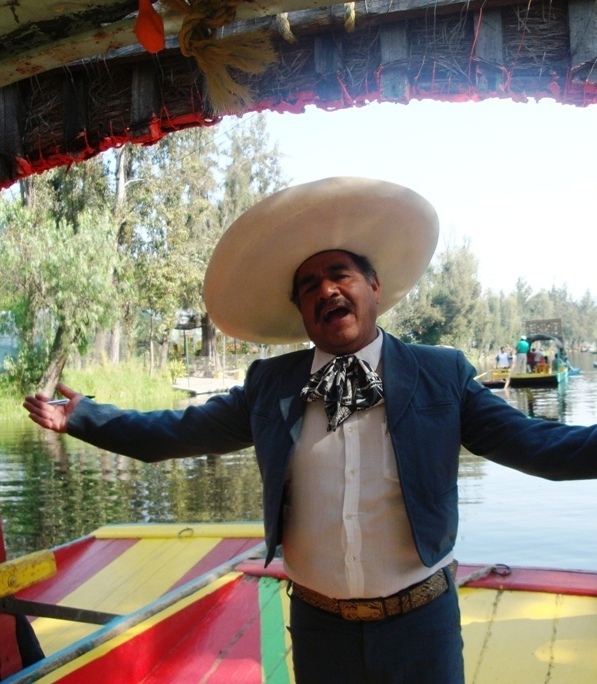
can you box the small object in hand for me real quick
[47,395,95,405]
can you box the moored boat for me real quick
[481,330,571,389]
[2,524,597,683]
[479,366,568,390]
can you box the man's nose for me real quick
[318,278,340,298]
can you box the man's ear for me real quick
[371,274,381,303]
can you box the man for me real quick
[24,178,597,684]
[513,335,530,374]
[495,346,510,368]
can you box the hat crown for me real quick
[204,177,439,343]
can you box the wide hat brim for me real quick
[204,177,439,344]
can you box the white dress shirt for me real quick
[282,330,452,598]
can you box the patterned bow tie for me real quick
[300,354,384,431]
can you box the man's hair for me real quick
[290,250,378,307]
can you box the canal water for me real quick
[1,353,597,571]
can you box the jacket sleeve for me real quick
[459,353,597,481]
[67,382,254,463]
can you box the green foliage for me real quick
[3,116,596,391]
[0,190,121,391]
[0,360,180,421]
[0,371,29,420]
[217,114,289,230]
[386,240,597,359]
[3,347,48,392]
[62,360,180,408]
[166,359,187,382]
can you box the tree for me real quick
[217,114,288,229]
[205,114,289,361]
[0,199,120,394]
[388,275,444,345]
[122,127,221,372]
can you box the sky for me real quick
[258,97,597,299]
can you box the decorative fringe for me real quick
[161,0,277,115]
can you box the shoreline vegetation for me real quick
[3,346,489,422]
[0,360,182,421]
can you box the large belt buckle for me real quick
[339,599,386,621]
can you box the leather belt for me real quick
[292,560,458,621]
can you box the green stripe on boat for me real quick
[259,576,291,683]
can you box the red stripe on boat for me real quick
[241,559,597,597]
[457,563,597,596]
[54,575,264,683]
[17,537,138,605]
[168,537,265,591]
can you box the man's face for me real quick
[294,250,381,355]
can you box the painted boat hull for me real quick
[481,368,569,389]
[509,367,568,387]
[4,524,597,683]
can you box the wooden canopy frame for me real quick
[1,0,596,188]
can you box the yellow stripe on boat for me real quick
[93,522,264,539]
[35,533,231,654]
[0,549,56,598]
[460,587,597,683]
[281,581,295,683]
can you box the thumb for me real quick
[56,382,80,400]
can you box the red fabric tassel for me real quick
[135,0,165,53]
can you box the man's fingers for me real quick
[56,382,77,399]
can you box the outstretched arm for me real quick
[23,382,84,433]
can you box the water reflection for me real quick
[0,420,262,558]
[508,385,567,421]
[1,353,597,570]
[456,353,597,570]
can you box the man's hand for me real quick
[23,382,85,433]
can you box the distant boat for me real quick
[481,366,568,389]
[481,332,570,389]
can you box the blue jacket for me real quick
[68,330,597,566]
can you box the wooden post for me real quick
[62,73,90,155]
[0,83,25,186]
[473,9,506,93]
[569,0,597,84]
[379,23,410,102]
[130,61,163,142]
[314,33,344,101]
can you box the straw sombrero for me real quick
[204,177,439,344]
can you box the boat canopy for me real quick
[526,334,565,350]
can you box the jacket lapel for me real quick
[381,331,419,430]
[278,349,314,443]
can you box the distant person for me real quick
[496,346,510,369]
[534,348,544,367]
[527,348,536,372]
[23,178,597,684]
[513,335,530,374]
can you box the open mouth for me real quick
[317,298,355,324]
[323,306,351,323]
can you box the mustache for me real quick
[315,296,355,322]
